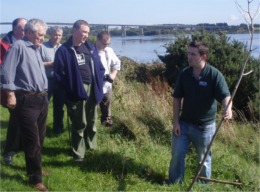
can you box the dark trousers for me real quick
[14,93,48,184]
[47,78,65,134]
[3,109,23,155]
[99,90,112,123]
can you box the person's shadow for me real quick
[44,150,165,191]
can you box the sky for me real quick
[0,0,259,33]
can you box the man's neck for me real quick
[11,35,17,43]
[49,40,59,48]
[193,62,206,79]
[73,39,82,47]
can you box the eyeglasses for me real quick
[101,41,110,46]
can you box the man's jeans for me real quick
[168,121,216,184]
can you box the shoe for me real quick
[3,153,13,165]
[74,157,84,162]
[164,179,172,185]
[102,117,113,127]
[34,183,48,191]
[41,170,51,176]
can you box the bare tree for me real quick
[187,0,259,191]
[236,0,259,59]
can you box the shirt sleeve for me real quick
[107,48,121,71]
[173,71,184,98]
[0,45,19,90]
[214,71,231,103]
[40,45,52,62]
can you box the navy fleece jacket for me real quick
[54,36,105,103]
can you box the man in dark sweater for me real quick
[54,20,105,162]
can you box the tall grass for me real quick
[0,58,259,191]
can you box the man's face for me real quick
[50,31,63,45]
[27,25,46,47]
[72,24,90,45]
[97,36,110,50]
[13,19,27,40]
[187,47,203,67]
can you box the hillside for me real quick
[0,58,259,191]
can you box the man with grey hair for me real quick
[1,18,49,191]
[41,26,65,135]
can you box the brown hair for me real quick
[72,20,89,29]
[189,40,209,55]
[97,31,110,41]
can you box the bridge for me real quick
[0,22,197,36]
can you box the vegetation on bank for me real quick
[0,57,259,191]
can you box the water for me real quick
[110,34,260,63]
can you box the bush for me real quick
[158,30,260,121]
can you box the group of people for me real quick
[0,18,232,191]
[0,18,121,191]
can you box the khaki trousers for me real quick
[67,84,98,158]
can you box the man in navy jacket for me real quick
[54,20,105,161]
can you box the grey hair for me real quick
[48,26,63,35]
[24,18,48,33]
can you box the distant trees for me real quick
[105,23,260,36]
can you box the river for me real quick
[110,33,260,63]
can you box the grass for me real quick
[0,58,259,191]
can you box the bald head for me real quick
[12,18,27,40]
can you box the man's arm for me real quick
[222,96,232,120]
[109,70,118,80]
[173,97,182,136]
[107,48,120,80]
[43,61,53,68]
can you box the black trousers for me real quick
[14,93,48,184]
[47,78,65,134]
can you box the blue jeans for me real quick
[168,121,216,184]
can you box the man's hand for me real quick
[173,122,181,136]
[110,70,118,80]
[222,96,233,120]
[223,107,232,120]
[6,91,16,109]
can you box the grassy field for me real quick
[0,59,259,191]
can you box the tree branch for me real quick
[193,176,243,186]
